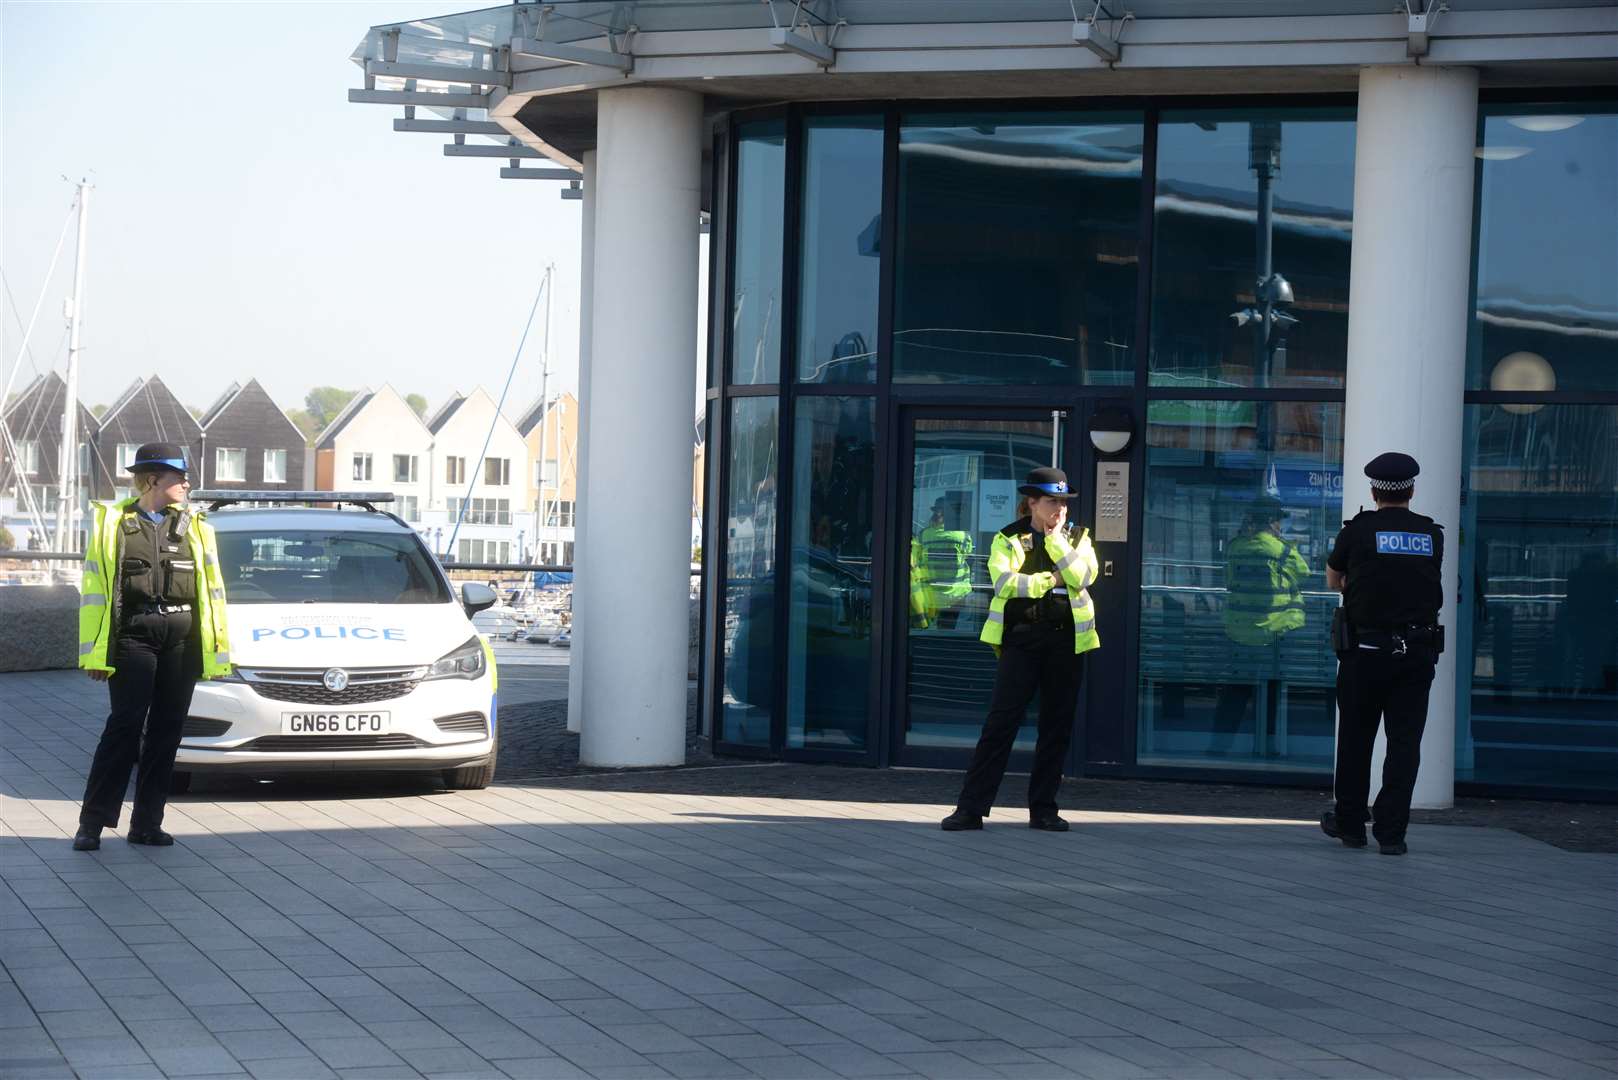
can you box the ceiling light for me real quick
[1475,146,1532,161]
[1506,115,1584,133]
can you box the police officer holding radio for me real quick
[73,443,232,851]
[942,467,1101,833]
[1321,452,1444,856]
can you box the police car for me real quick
[173,491,499,791]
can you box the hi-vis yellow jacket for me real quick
[78,498,233,679]
[980,520,1101,655]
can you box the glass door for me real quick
[895,412,1061,767]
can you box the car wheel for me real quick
[171,771,193,795]
[442,740,497,790]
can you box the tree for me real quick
[305,387,359,429]
[0,526,13,551]
[405,393,428,419]
[286,409,322,445]
[91,404,108,419]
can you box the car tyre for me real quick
[170,771,193,795]
[443,739,497,790]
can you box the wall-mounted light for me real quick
[1088,406,1134,456]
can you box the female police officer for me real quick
[942,467,1101,832]
[73,443,231,850]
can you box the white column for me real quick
[579,88,703,767]
[1339,65,1478,810]
[566,151,596,736]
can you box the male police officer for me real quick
[1321,452,1444,856]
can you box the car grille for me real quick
[182,717,232,737]
[239,735,425,752]
[433,712,488,736]
[239,666,423,706]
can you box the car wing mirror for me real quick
[461,582,497,616]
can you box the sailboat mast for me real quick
[55,181,91,554]
[535,262,554,563]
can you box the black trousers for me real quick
[956,624,1084,817]
[80,610,199,832]
[1333,647,1437,843]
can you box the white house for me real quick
[312,385,433,525]
[424,388,531,565]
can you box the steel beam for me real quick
[500,167,583,180]
[349,89,489,109]
[366,60,510,88]
[445,143,544,159]
[768,28,835,66]
[511,36,632,71]
[393,118,508,135]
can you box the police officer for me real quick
[918,496,974,629]
[1321,452,1444,856]
[73,443,232,851]
[942,468,1100,832]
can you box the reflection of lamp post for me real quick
[1234,120,1300,386]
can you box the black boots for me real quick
[940,809,983,831]
[72,825,101,851]
[126,829,175,846]
[1320,810,1368,849]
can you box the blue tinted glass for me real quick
[786,398,876,749]
[1138,400,1345,772]
[1457,404,1618,792]
[1150,109,1356,390]
[797,117,882,384]
[721,397,779,746]
[732,121,786,385]
[1471,107,1618,393]
[893,112,1144,385]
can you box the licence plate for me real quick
[281,712,391,735]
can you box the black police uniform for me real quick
[78,447,201,846]
[1325,455,1444,850]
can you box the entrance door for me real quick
[891,403,1135,773]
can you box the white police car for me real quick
[174,492,500,791]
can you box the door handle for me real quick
[1104,560,1114,578]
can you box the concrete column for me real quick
[579,88,703,767]
[566,150,596,736]
[1339,65,1478,810]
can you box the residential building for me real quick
[0,372,110,549]
[515,391,578,565]
[349,3,1618,794]
[197,379,307,492]
[94,375,203,503]
[426,388,530,565]
[312,385,433,526]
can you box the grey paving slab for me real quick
[3,668,1616,1080]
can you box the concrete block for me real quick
[0,585,78,671]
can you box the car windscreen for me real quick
[214,529,451,605]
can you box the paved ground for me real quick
[3,669,1616,1080]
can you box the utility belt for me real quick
[1009,588,1073,632]
[125,600,193,616]
[1332,608,1443,658]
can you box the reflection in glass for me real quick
[893,112,1143,385]
[1137,401,1344,771]
[905,419,1054,755]
[786,398,876,749]
[1470,106,1617,393]
[797,117,883,384]
[732,121,786,385]
[1457,405,1618,791]
[721,397,779,745]
[1149,109,1356,389]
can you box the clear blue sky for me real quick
[3,1,583,421]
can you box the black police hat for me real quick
[1364,451,1419,491]
[1018,467,1077,499]
[1248,494,1286,520]
[128,442,190,477]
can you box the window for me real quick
[116,443,139,476]
[1136,401,1344,774]
[545,500,575,528]
[893,111,1145,386]
[393,454,418,483]
[399,495,419,521]
[797,116,882,384]
[77,443,89,477]
[352,452,372,481]
[536,460,558,489]
[1149,108,1356,389]
[263,449,287,484]
[495,541,510,564]
[215,448,246,482]
[17,440,39,476]
[213,528,450,605]
[484,457,510,486]
[721,397,778,746]
[446,456,465,484]
[731,121,786,385]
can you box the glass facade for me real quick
[786,398,876,749]
[720,397,779,746]
[1150,109,1356,390]
[732,121,786,385]
[1137,402,1344,772]
[797,117,883,384]
[893,112,1143,385]
[1470,106,1617,394]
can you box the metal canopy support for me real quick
[1405,1,1444,58]
[349,89,490,109]
[511,36,633,71]
[764,0,840,68]
[444,142,545,159]
[500,167,582,180]
[394,118,508,135]
[1072,1,1130,64]
[365,60,510,88]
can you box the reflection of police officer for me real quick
[74,444,232,851]
[1214,495,1309,754]
[942,469,1100,833]
[1321,453,1443,856]
[918,495,973,630]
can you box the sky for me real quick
[2,1,590,424]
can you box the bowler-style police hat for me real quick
[128,442,190,477]
[1364,452,1419,491]
[1018,467,1077,499]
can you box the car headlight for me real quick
[426,636,486,681]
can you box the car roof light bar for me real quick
[191,490,397,512]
